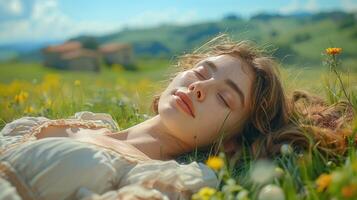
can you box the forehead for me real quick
[197,54,254,83]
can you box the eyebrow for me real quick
[202,60,217,72]
[201,60,245,106]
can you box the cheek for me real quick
[194,106,232,145]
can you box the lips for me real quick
[174,90,195,118]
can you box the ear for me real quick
[222,138,240,156]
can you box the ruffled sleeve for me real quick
[0,111,119,138]
[0,116,49,137]
[0,111,120,155]
[75,161,218,200]
[71,111,120,132]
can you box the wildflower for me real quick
[74,80,81,86]
[236,189,249,200]
[316,173,332,192]
[41,73,60,91]
[24,106,35,114]
[342,184,357,198]
[191,187,216,200]
[258,184,285,200]
[46,99,52,107]
[206,156,224,171]
[274,167,285,179]
[325,47,342,55]
[14,91,29,104]
[226,178,236,186]
[280,144,293,156]
[251,160,275,184]
[352,161,357,172]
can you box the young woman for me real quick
[0,34,353,200]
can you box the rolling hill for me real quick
[5,11,357,68]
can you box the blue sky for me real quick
[0,0,356,45]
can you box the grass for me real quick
[0,56,356,199]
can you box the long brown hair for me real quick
[151,34,354,158]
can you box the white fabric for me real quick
[71,111,120,131]
[0,112,218,200]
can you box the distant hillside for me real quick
[0,40,62,61]
[81,11,357,65]
[9,11,357,67]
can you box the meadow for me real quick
[0,51,356,199]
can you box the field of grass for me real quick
[0,56,356,199]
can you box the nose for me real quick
[188,81,207,102]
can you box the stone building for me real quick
[42,41,100,71]
[99,43,134,67]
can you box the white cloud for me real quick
[280,0,320,14]
[0,0,199,44]
[125,8,198,28]
[341,0,357,12]
[280,0,300,14]
[0,0,25,19]
[8,0,23,15]
[305,0,318,12]
[0,0,122,44]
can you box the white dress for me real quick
[0,112,218,200]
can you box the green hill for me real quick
[71,11,354,68]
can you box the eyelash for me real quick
[193,70,206,80]
[193,70,230,108]
[217,93,230,108]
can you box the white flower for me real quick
[236,189,249,200]
[280,144,293,155]
[250,160,275,184]
[258,184,285,200]
[274,167,285,179]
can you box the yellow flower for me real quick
[41,73,60,91]
[14,91,29,104]
[342,184,357,198]
[206,156,224,171]
[24,106,35,114]
[191,187,216,200]
[352,161,357,172]
[46,99,52,107]
[316,173,332,192]
[325,47,342,55]
[74,80,81,86]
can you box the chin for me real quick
[158,99,195,141]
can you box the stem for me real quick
[332,68,352,105]
[331,55,355,112]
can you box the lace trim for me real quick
[0,161,39,200]
[0,119,111,155]
[32,119,111,137]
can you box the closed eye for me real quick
[193,70,206,80]
[217,93,229,108]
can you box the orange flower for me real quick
[325,47,342,55]
[206,156,224,171]
[342,184,357,198]
[316,173,332,192]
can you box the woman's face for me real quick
[158,54,255,148]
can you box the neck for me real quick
[109,115,192,160]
